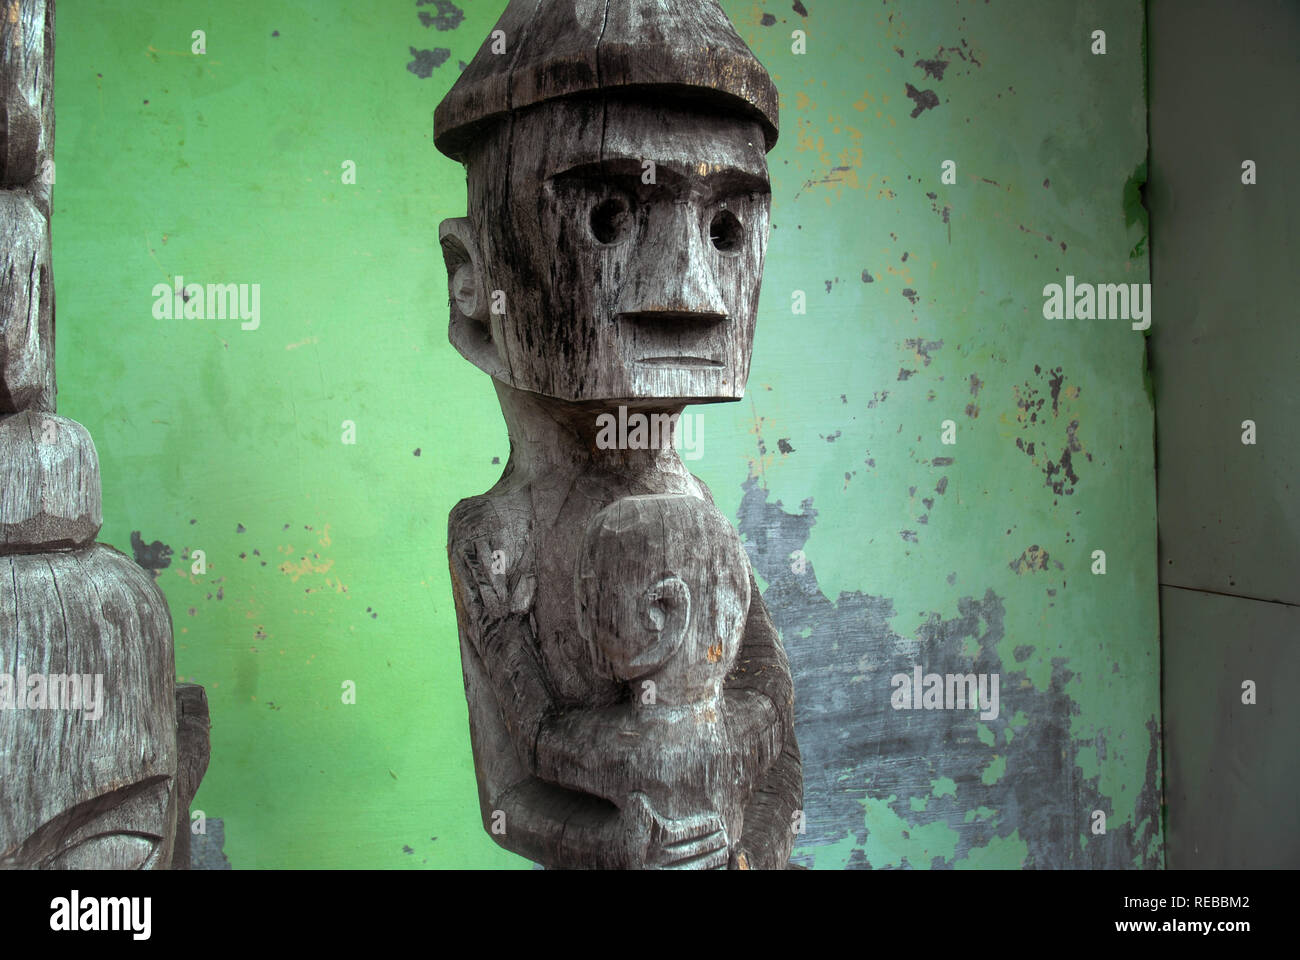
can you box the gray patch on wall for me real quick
[130,530,172,572]
[904,82,940,118]
[191,817,233,869]
[407,47,451,78]
[735,475,1160,868]
[417,0,464,31]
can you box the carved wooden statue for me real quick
[436,0,802,869]
[0,0,208,869]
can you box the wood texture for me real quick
[0,410,101,551]
[461,95,769,403]
[0,0,204,870]
[559,494,758,864]
[438,2,801,867]
[434,0,778,162]
[171,683,211,870]
[1,0,55,413]
[0,544,178,869]
[0,0,54,194]
[596,0,779,147]
[0,189,55,414]
[446,394,802,868]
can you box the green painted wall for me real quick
[51,0,1160,868]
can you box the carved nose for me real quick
[615,203,728,322]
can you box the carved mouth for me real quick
[635,356,724,368]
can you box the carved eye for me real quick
[589,196,632,245]
[709,208,744,252]
[48,833,161,870]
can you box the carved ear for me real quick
[638,576,691,660]
[439,217,508,379]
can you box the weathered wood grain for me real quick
[0,0,54,193]
[448,438,801,868]
[0,410,101,551]
[0,544,178,869]
[440,217,510,382]
[597,0,779,149]
[437,2,800,868]
[460,95,769,403]
[0,0,205,871]
[171,682,211,870]
[554,494,755,866]
[0,189,55,414]
[431,0,538,163]
[434,0,778,162]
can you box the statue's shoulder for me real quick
[447,487,536,617]
[448,493,504,547]
[448,481,530,547]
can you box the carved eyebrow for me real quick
[692,163,771,195]
[8,775,172,868]
[549,158,685,186]
[549,158,769,194]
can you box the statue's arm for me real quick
[448,505,631,866]
[535,708,716,805]
[451,522,640,793]
[534,704,640,802]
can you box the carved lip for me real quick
[635,356,724,368]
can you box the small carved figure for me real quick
[570,494,756,865]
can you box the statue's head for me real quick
[434,0,778,404]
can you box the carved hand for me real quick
[619,791,729,870]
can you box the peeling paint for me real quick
[904,82,940,118]
[736,476,1162,868]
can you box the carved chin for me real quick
[506,364,750,404]
[624,355,746,403]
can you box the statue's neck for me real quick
[493,380,695,484]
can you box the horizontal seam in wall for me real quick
[1159,581,1300,610]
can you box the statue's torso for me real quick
[449,450,797,868]
[471,458,712,705]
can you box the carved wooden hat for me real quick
[434,0,779,162]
